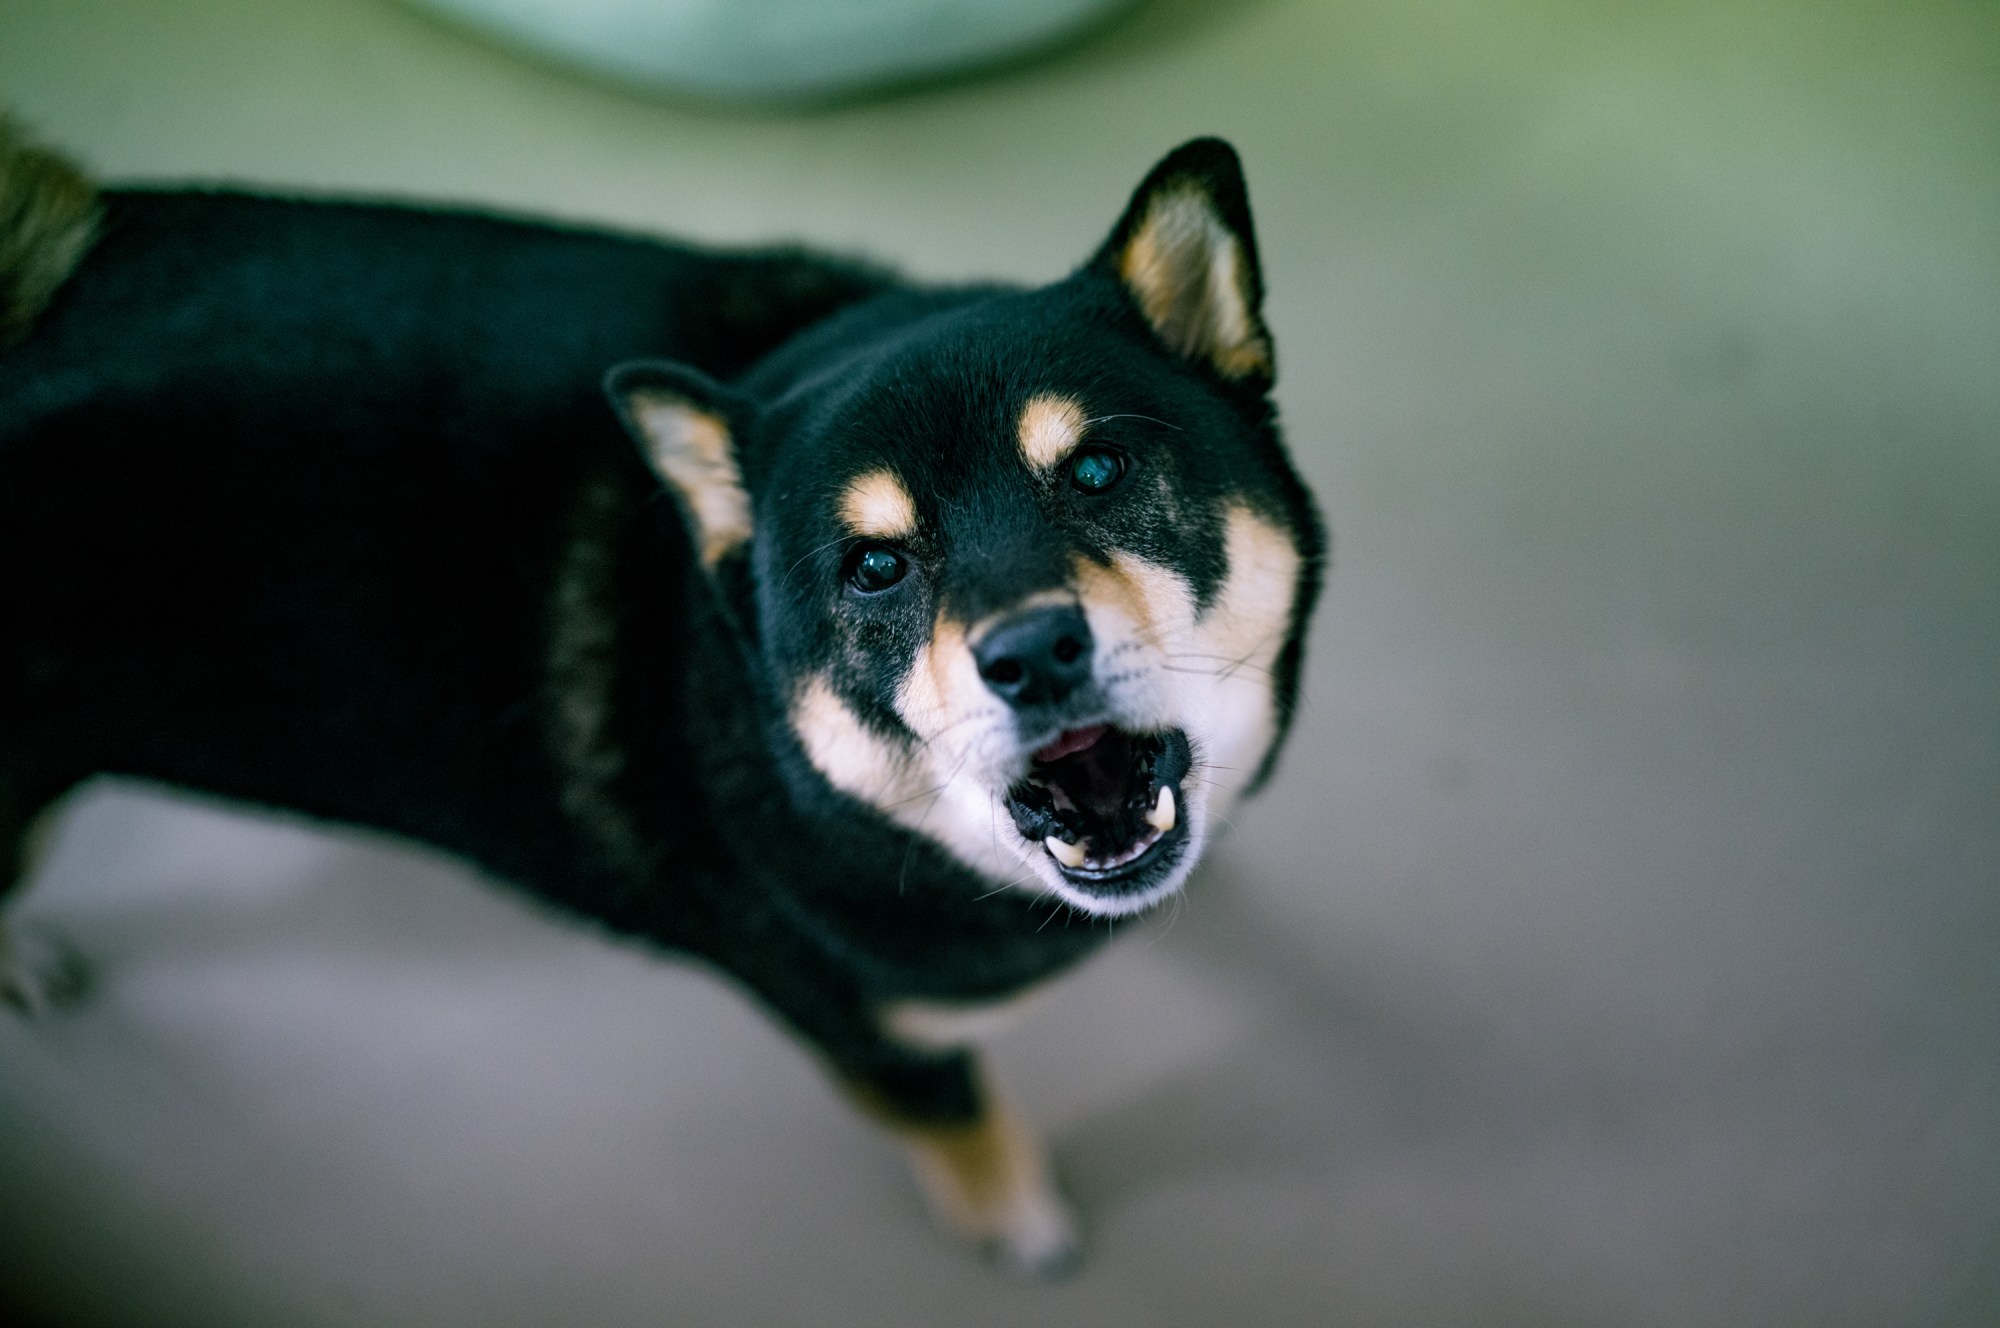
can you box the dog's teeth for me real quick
[1147,784,1177,833]
[1045,836,1087,869]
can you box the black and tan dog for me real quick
[0,121,1322,1273]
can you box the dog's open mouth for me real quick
[1004,726,1192,898]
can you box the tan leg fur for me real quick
[850,1065,1079,1277]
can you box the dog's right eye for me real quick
[1068,446,1126,495]
[846,545,908,594]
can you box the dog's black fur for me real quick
[0,129,1321,1271]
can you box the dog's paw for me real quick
[983,1186,1083,1280]
[903,1103,1086,1279]
[0,921,89,1015]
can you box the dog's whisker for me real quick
[1080,412,1181,432]
[895,746,974,895]
[1147,891,1187,944]
[781,533,853,585]
[974,864,1042,902]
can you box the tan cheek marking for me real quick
[629,393,750,566]
[789,673,916,806]
[1016,393,1089,472]
[1072,548,1198,648]
[838,468,918,540]
[1199,502,1304,661]
[1180,502,1305,803]
[1119,187,1272,381]
[797,662,1018,885]
[894,614,977,741]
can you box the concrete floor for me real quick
[2,1,1997,1323]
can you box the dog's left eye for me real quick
[846,545,908,594]
[1068,446,1126,494]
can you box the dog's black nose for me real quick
[973,605,1094,709]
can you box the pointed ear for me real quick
[1093,137,1273,388]
[605,360,754,569]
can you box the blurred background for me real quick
[2,1,1996,1323]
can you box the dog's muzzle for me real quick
[972,605,1193,906]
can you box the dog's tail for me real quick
[0,115,99,350]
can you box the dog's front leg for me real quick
[839,1046,1079,1278]
[688,919,1080,1273]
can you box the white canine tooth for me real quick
[1045,836,1087,869]
[1148,785,1177,833]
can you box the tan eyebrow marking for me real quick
[1016,394,1089,472]
[837,468,918,540]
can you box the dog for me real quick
[0,120,1323,1274]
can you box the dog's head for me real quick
[609,139,1322,917]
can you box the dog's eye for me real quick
[846,545,908,594]
[1068,446,1126,494]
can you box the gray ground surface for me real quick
[2,1,1996,1323]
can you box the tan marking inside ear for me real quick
[845,1072,1075,1270]
[0,119,101,348]
[838,468,918,540]
[1119,185,1271,381]
[789,673,921,807]
[1016,394,1089,472]
[628,391,750,566]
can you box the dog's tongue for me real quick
[1033,724,1108,764]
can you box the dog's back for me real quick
[0,133,884,896]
